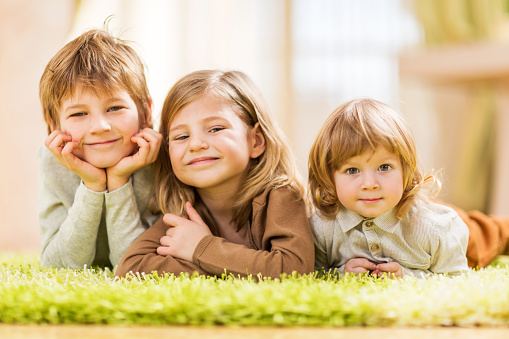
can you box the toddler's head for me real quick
[39,29,152,134]
[309,98,436,219]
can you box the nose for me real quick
[361,171,380,190]
[188,133,209,151]
[90,114,111,134]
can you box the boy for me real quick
[38,29,162,269]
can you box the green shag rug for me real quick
[1,253,509,327]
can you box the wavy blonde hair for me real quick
[151,70,305,231]
[308,98,439,220]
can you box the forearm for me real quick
[115,218,207,277]
[40,183,104,269]
[104,178,150,266]
[193,235,313,278]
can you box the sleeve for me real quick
[191,188,315,278]
[114,217,208,277]
[38,158,105,269]
[428,212,470,276]
[104,178,154,267]
[309,213,329,271]
[401,267,432,278]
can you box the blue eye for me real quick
[70,112,86,117]
[210,127,224,133]
[379,164,391,172]
[346,168,359,175]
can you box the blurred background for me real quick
[1,0,509,252]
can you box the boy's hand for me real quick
[45,130,106,192]
[106,128,162,191]
[372,262,403,279]
[345,258,377,275]
[157,202,213,262]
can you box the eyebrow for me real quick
[63,97,127,112]
[169,116,229,134]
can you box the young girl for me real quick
[115,70,314,278]
[308,98,469,278]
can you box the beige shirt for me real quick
[310,200,470,278]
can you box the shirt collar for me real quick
[336,207,400,233]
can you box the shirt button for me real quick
[371,244,379,251]
[365,221,373,227]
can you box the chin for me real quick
[87,157,123,169]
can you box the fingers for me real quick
[157,245,171,256]
[376,262,399,273]
[131,128,162,164]
[185,202,206,226]
[162,213,185,228]
[45,130,72,157]
[348,258,377,271]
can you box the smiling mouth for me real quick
[360,198,382,204]
[85,139,120,146]
[187,157,219,166]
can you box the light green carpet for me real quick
[1,253,509,326]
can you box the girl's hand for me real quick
[345,258,377,275]
[157,202,213,262]
[45,130,106,191]
[106,128,162,191]
[372,262,403,279]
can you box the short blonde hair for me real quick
[152,70,305,230]
[308,98,438,220]
[39,29,152,134]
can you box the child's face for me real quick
[334,146,404,219]
[58,86,140,168]
[168,95,260,193]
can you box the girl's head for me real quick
[308,98,437,220]
[153,70,304,227]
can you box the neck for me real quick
[196,186,237,228]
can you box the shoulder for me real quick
[406,200,467,234]
[252,186,304,209]
[37,146,78,182]
[309,210,336,239]
[251,186,308,225]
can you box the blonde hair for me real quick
[308,98,438,220]
[39,29,152,134]
[152,70,305,231]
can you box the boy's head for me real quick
[39,29,152,135]
[309,98,428,219]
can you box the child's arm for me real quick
[104,165,159,267]
[102,128,162,266]
[114,217,209,277]
[155,188,315,278]
[309,213,329,271]
[427,211,470,276]
[38,147,105,268]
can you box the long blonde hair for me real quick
[308,98,439,220]
[152,70,305,231]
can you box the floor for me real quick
[1,325,509,339]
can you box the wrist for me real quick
[107,175,130,192]
[83,180,107,192]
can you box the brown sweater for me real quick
[115,187,315,278]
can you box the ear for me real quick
[141,99,153,129]
[249,122,266,159]
[48,119,57,133]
